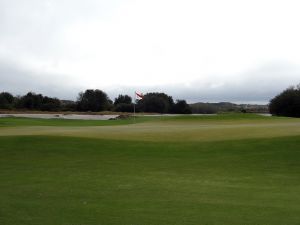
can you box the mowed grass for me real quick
[0,114,300,225]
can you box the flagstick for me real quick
[133,91,136,123]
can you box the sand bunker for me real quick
[0,114,119,120]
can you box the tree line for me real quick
[2,85,299,117]
[0,89,191,114]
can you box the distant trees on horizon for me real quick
[7,85,297,116]
[0,89,192,114]
[0,92,62,111]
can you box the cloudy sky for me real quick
[0,0,300,103]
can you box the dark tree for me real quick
[16,92,43,110]
[77,89,111,111]
[269,85,300,117]
[114,103,134,112]
[114,95,132,105]
[60,100,77,111]
[41,96,61,111]
[0,92,14,109]
[14,92,62,111]
[137,92,174,113]
[172,100,192,114]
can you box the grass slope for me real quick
[0,114,300,225]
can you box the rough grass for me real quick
[0,114,300,225]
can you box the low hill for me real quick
[190,102,269,114]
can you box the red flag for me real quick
[135,92,144,99]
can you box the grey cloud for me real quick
[0,60,82,100]
[173,62,299,103]
[0,0,120,60]
[1,59,299,104]
[106,62,300,104]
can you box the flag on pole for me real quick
[133,91,143,123]
[135,92,144,99]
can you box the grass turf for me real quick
[0,114,300,225]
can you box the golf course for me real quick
[1,113,300,225]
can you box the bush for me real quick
[114,103,134,112]
[137,92,174,113]
[16,92,43,110]
[40,97,61,111]
[172,100,192,114]
[114,95,132,105]
[77,89,112,112]
[0,92,14,109]
[269,85,300,117]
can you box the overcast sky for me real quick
[0,0,300,103]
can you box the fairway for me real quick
[1,114,300,225]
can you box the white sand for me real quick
[0,114,119,120]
